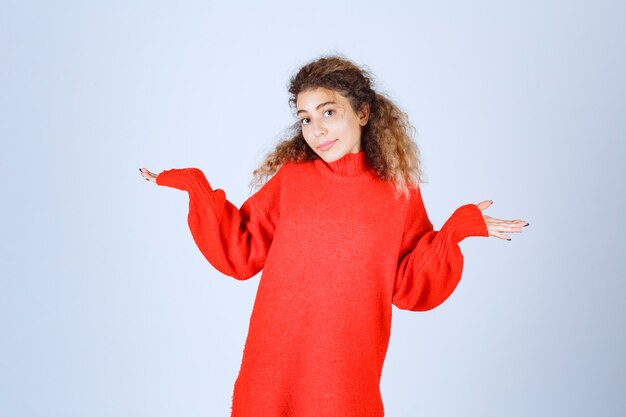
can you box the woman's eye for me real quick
[300,118,309,125]
[324,110,334,117]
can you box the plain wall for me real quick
[1,1,624,416]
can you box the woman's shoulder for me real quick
[254,158,308,191]
[276,158,317,178]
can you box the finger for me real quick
[493,224,524,233]
[139,168,157,183]
[486,220,523,231]
[490,230,512,241]
[140,168,157,178]
[485,219,516,228]
[487,218,528,227]
[476,200,493,211]
[502,220,529,227]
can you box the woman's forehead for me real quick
[296,87,347,109]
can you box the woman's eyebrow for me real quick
[297,101,336,116]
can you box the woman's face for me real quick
[296,87,369,163]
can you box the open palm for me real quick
[477,200,528,241]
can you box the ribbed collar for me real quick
[314,150,372,177]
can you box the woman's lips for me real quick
[318,139,337,151]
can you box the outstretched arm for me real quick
[139,166,283,280]
[391,189,529,312]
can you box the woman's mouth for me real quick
[318,139,338,151]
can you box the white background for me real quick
[1,1,624,416]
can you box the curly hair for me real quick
[249,53,425,199]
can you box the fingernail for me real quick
[507,238,511,241]
[524,223,530,227]
[490,200,493,204]
[145,178,149,181]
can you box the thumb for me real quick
[476,200,493,211]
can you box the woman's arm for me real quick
[391,186,528,311]
[391,187,489,312]
[140,166,283,280]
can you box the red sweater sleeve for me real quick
[392,186,489,311]
[155,166,283,280]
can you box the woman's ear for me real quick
[358,103,370,126]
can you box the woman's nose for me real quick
[314,121,327,137]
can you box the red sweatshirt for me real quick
[156,150,489,417]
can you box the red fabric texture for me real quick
[156,150,489,417]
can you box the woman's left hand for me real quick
[477,200,529,241]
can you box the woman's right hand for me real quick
[139,168,158,184]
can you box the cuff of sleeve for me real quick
[440,203,489,244]
[156,168,214,197]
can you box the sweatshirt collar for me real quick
[316,150,370,177]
